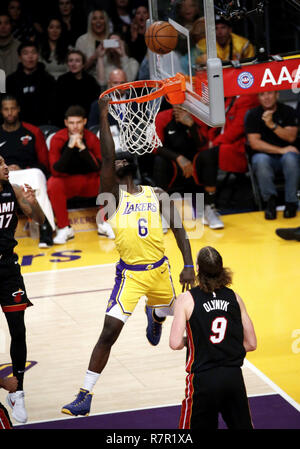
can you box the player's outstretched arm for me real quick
[98,97,118,198]
[154,187,195,291]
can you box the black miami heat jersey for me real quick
[186,286,246,373]
[0,182,18,255]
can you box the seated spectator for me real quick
[88,68,127,129]
[196,15,255,64]
[108,0,133,37]
[154,104,225,229]
[6,40,56,126]
[125,3,149,64]
[38,17,69,79]
[208,94,260,174]
[7,0,37,43]
[75,9,111,82]
[95,32,139,91]
[0,94,55,247]
[48,105,114,244]
[0,12,20,77]
[55,0,87,46]
[245,90,300,220]
[54,49,100,128]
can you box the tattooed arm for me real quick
[12,183,45,225]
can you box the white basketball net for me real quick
[106,82,163,156]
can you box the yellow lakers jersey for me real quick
[108,185,165,265]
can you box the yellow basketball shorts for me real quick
[106,256,176,323]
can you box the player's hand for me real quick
[22,183,36,204]
[179,267,195,292]
[98,96,110,115]
[0,376,18,392]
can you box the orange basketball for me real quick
[145,21,178,55]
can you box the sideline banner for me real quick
[222,56,300,97]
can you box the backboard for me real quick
[147,0,225,127]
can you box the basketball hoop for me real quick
[99,73,186,156]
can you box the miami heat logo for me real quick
[20,135,32,146]
[12,289,25,303]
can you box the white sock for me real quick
[82,370,100,392]
[154,303,174,318]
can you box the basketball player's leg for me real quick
[145,260,176,345]
[87,315,124,375]
[147,258,176,317]
[3,310,28,424]
[61,269,143,416]
[179,372,218,429]
[0,263,31,423]
[4,311,27,391]
[220,367,254,429]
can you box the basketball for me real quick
[145,21,178,55]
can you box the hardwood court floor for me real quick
[0,210,299,425]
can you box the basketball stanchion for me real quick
[99,73,186,156]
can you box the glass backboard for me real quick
[147,0,225,127]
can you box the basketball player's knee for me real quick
[98,325,120,347]
[9,319,26,342]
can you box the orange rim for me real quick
[99,72,186,105]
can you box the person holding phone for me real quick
[95,32,139,91]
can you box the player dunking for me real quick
[0,155,45,424]
[61,97,195,416]
[170,246,257,429]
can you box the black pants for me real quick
[153,147,219,191]
[179,366,253,430]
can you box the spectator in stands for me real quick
[88,68,127,129]
[173,0,202,56]
[196,15,255,64]
[48,105,114,244]
[75,9,111,81]
[0,12,20,77]
[95,32,139,91]
[0,94,55,247]
[125,3,149,64]
[179,16,205,75]
[6,41,56,126]
[38,17,69,79]
[54,49,100,128]
[154,104,225,229]
[209,94,260,174]
[245,90,300,220]
[7,0,37,43]
[108,0,133,37]
[174,0,202,31]
[55,0,86,46]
